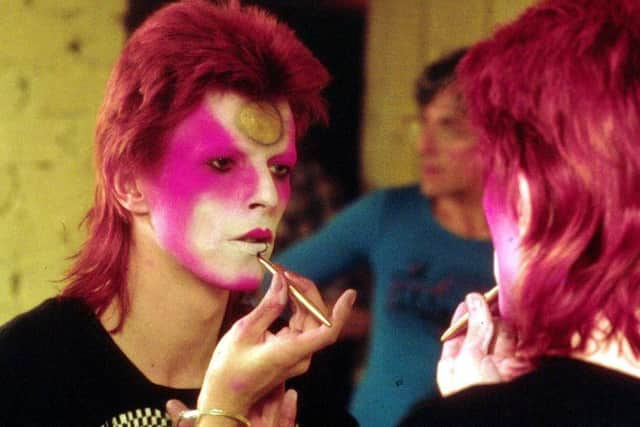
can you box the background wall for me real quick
[0,0,533,324]
[360,0,533,189]
[0,0,125,324]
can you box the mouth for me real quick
[236,228,274,245]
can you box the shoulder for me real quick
[0,297,141,425]
[400,358,640,427]
[0,297,94,367]
[0,297,90,341]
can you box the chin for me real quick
[420,183,447,198]
[222,276,262,292]
[195,266,263,292]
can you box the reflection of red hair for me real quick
[459,0,640,358]
[62,0,330,330]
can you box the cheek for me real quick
[489,216,520,283]
[152,158,262,211]
[277,179,292,207]
[442,148,482,183]
[483,181,521,316]
[146,167,255,258]
[448,145,481,168]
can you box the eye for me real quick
[208,157,234,172]
[270,164,291,179]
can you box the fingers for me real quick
[460,293,494,357]
[450,300,469,324]
[166,399,192,427]
[330,289,357,332]
[255,385,285,427]
[293,288,356,354]
[437,294,501,396]
[266,288,356,365]
[440,302,467,360]
[437,302,468,396]
[284,270,330,329]
[237,273,289,339]
[280,389,298,427]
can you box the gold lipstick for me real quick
[257,254,332,327]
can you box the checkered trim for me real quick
[102,407,171,426]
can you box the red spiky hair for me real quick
[62,0,330,330]
[459,0,640,359]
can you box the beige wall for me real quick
[0,0,125,324]
[361,0,534,189]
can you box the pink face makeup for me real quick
[483,173,521,319]
[143,92,296,290]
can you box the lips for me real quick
[237,228,274,244]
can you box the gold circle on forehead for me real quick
[235,101,283,145]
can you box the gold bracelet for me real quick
[177,408,251,427]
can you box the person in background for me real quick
[0,1,356,426]
[399,0,640,425]
[275,49,494,427]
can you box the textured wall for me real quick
[361,0,534,189]
[0,0,125,324]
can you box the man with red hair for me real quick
[0,1,356,426]
[400,0,640,425]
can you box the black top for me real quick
[0,298,198,427]
[0,297,359,427]
[398,357,640,427]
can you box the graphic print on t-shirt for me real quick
[388,261,487,332]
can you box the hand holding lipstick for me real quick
[436,293,532,397]
[193,271,356,425]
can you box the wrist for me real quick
[178,409,251,427]
[198,381,252,416]
[197,397,251,418]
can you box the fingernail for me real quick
[466,293,480,310]
[482,329,493,353]
[165,399,179,414]
[284,271,306,289]
[279,279,288,305]
[348,290,357,307]
[272,273,283,292]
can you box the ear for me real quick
[113,170,150,215]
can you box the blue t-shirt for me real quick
[276,185,494,427]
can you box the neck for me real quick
[100,219,229,389]
[431,191,489,240]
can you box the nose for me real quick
[249,167,279,210]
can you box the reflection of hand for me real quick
[197,271,356,421]
[248,385,298,427]
[436,293,532,397]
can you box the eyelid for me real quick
[270,163,292,178]
[207,157,235,171]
